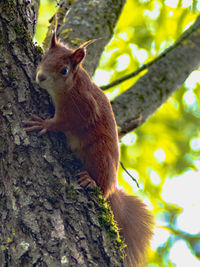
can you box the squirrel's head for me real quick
[36,31,89,101]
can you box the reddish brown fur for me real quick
[24,33,154,266]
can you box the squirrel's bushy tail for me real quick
[108,190,154,267]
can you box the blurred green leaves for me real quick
[108,1,200,265]
[34,0,57,45]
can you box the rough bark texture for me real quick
[0,0,124,266]
[112,16,200,134]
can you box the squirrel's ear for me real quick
[71,48,85,67]
[70,39,99,67]
[50,31,57,48]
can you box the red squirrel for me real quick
[24,30,153,266]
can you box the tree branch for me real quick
[111,16,200,134]
[101,16,200,91]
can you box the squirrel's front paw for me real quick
[76,171,97,189]
[23,114,48,136]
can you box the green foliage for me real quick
[35,0,200,266]
[35,0,57,45]
[98,1,200,266]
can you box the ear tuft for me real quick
[50,31,57,48]
[80,39,99,49]
[71,48,85,67]
[50,15,58,48]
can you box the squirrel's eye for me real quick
[60,67,68,75]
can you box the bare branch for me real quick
[112,16,200,131]
[101,18,200,91]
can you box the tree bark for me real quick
[0,0,124,266]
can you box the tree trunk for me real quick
[0,0,124,266]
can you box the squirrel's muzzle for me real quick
[36,73,47,83]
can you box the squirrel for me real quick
[24,29,154,266]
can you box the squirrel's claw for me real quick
[24,125,43,132]
[30,114,44,122]
[38,128,47,136]
[77,171,97,189]
[23,114,47,135]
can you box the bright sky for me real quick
[151,168,200,266]
[165,0,198,8]
[161,169,200,235]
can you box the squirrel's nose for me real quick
[37,73,46,83]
